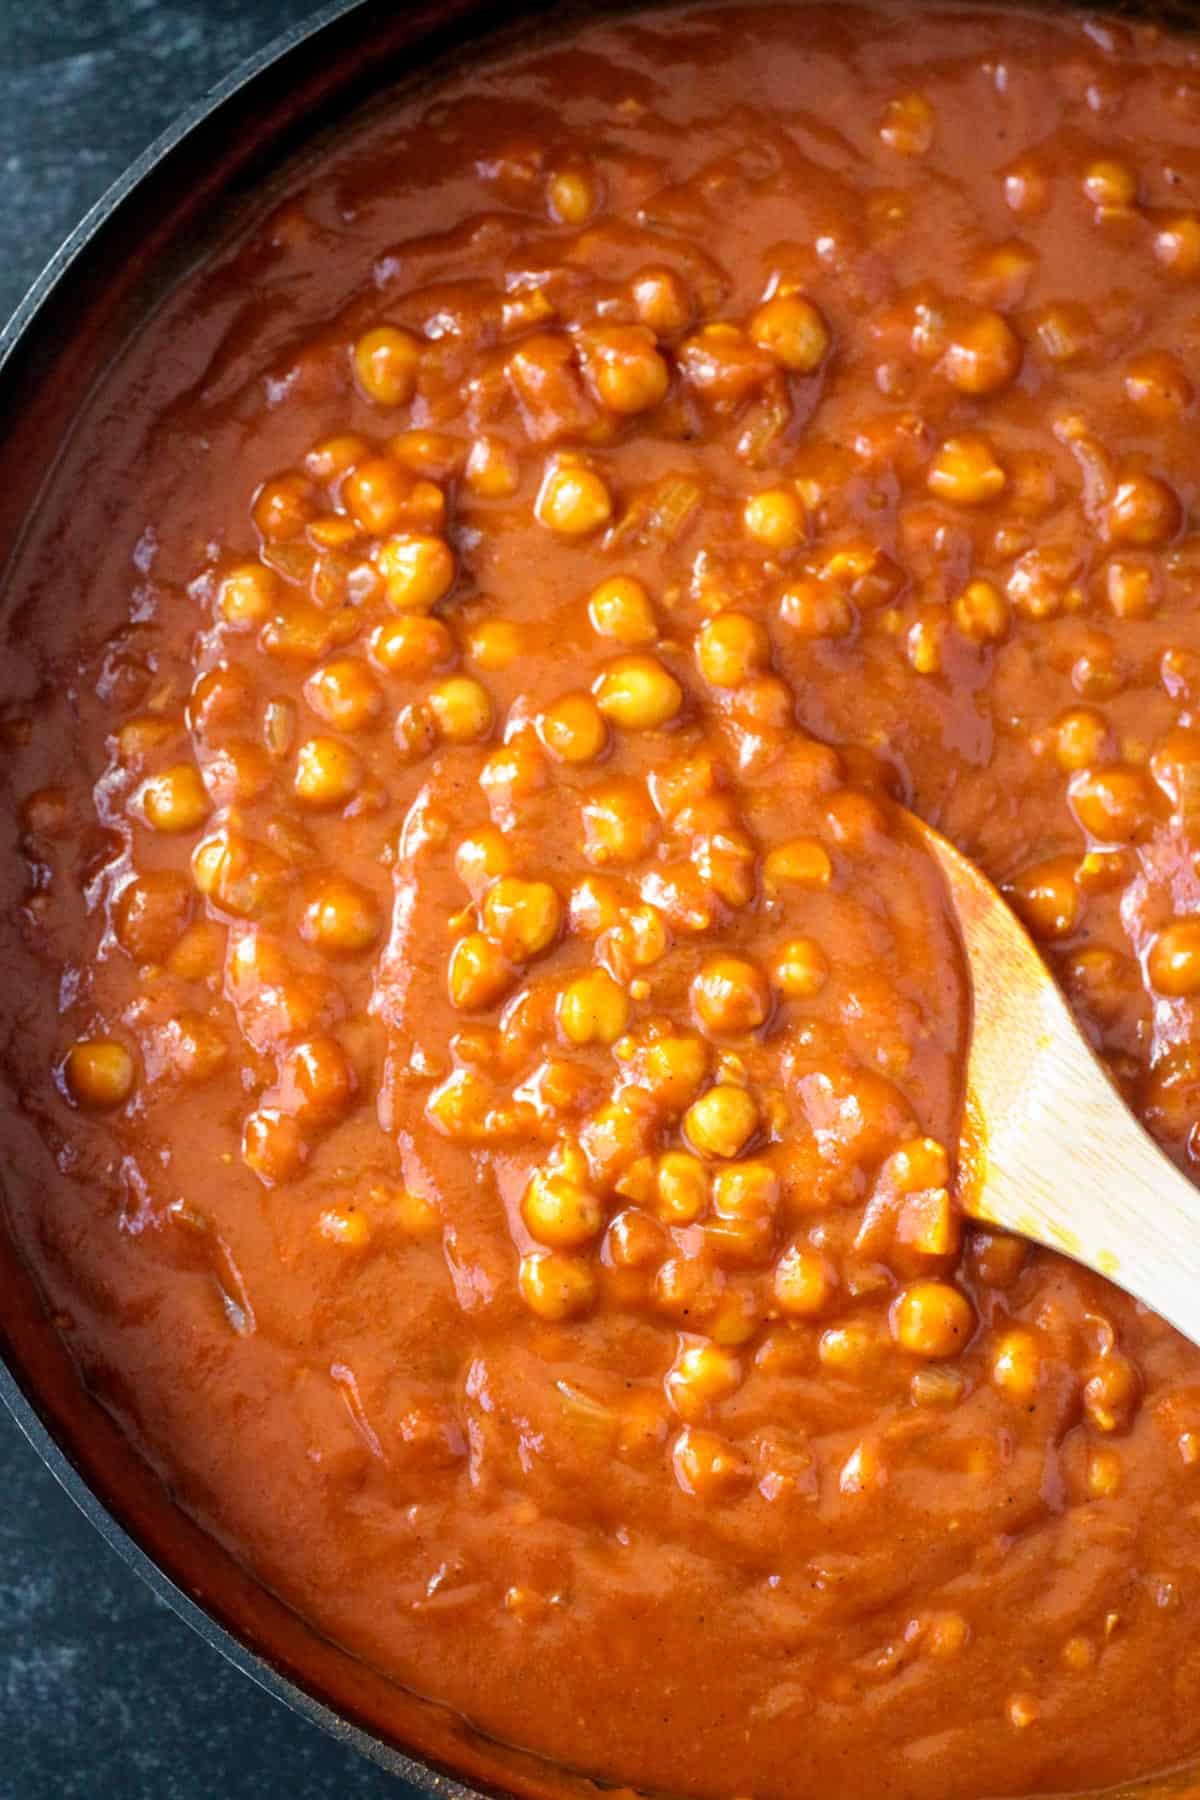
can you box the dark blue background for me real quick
[0,5,413,1794]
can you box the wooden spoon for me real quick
[910,812,1200,1340]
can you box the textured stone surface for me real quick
[0,4,419,1793]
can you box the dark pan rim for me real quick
[0,1,486,1790]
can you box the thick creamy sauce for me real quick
[6,4,1200,1796]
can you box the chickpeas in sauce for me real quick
[8,4,1200,1798]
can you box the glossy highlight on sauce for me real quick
[6,4,1200,1797]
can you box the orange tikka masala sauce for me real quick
[7,3,1200,1795]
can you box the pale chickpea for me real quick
[377,533,456,611]
[535,457,613,536]
[684,1084,761,1160]
[712,1160,779,1220]
[691,957,771,1035]
[989,1327,1042,1401]
[464,434,520,498]
[941,310,1021,395]
[588,575,658,645]
[353,325,421,407]
[303,658,383,732]
[583,325,670,414]
[892,1281,975,1358]
[748,291,830,373]
[774,936,829,998]
[1147,918,1200,997]
[138,765,210,834]
[819,1320,882,1377]
[1082,1353,1141,1434]
[429,675,494,744]
[764,837,833,890]
[1105,473,1180,548]
[293,736,363,808]
[522,1170,604,1248]
[447,931,513,1011]
[444,613,511,671]
[480,737,550,814]
[671,1425,752,1498]
[64,1039,135,1109]
[952,579,1009,644]
[218,562,279,628]
[743,489,806,551]
[594,654,683,730]
[558,970,629,1046]
[300,873,382,957]
[695,612,770,688]
[371,615,456,676]
[927,435,1006,506]
[655,1151,710,1224]
[454,827,515,899]
[539,692,609,765]
[632,265,693,336]
[773,1241,838,1316]
[481,876,562,961]
[1052,707,1113,772]
[666,1339,743,1422]
[518,1249,596,1319]
[642,1034,710,1112]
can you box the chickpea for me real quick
[672,1425,752,1498]
[1105,558,1157,620]
[642,1034,709,1111]
[377,533,456,611]
[540,692,609,765]
[1008,856,1081,940]
[892,1281,975,1358]
[691,957,771,1035]
[1052,707,1113,772]
[594,654,683,731]
[1147,918,1200,997]
[303,658,382,733]
[779,579,855,639]
[952,579,1009,644]
[464,434,520,498]
[655,1151,710,1224]
[748,291,830,373]
[764,837,833,890]
[1082,159,1137,210]
[429,675,494,744]
[743,489,806,551]
[632,265,693,336]
[684,1084,761,1160]
[454,827,515,899]
[138,765,210,834]
[583,325,670,414]
[666,1340,743,1422]
[547,163,598,225]
[773,936,828,998]
[353,325,421,407]
[819,1320,882,1377]
[300,873,382,956]
[907,614,944,676]
[218,562,278,628]
[115,871,193,965]
[465,619,523,673]
[774,1241,838,1316]
[280,1035,356,1128]
[522,1170,604,1248]
[1155,215,1200,276]
[481,876,562,961]
[371,615,456,676]
[343,458,419,536]
[927,434,1006,506]
[1082,1353,1141,1434]
[712,1160,779,1221]
[695,612,770,688]
[481,738,550,814]
[559,970,629,1046]
[535,457,613,536]
[253,473,314,542]
[518,1249,596,1320]
[1105,473,1180,548]
[1124,350,1193,419]
[447,931,513,1011]
[989,1327,1042,1401]
[941,310,1021,395]
[242,1108,307,1186]
[879,92,935,156]
[293,736,363,808]
[1068,765,1153,843]
[64,1039,135,1109]
[588,575,657,645]
[304,433,368,484]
